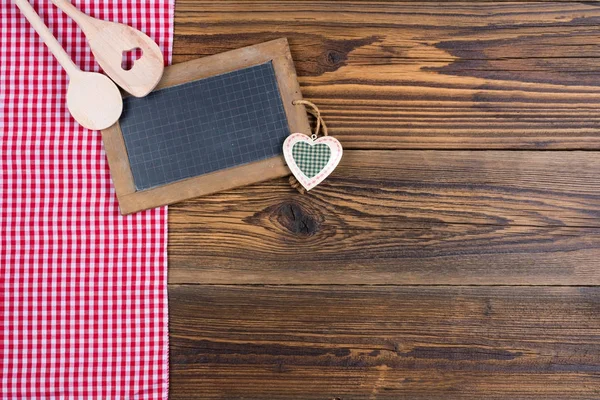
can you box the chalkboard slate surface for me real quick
[119,61,290,191]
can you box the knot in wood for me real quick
[276,201,320,236]
[325,49,344,66]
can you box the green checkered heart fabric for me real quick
[291,142,332,178]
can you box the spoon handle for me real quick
[51,0,96,33]
[14,0,79,76]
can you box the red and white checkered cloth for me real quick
[0,1,173,398]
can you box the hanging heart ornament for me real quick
[283,100,343,191]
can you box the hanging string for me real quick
[288,100,328,193]
[292,99,328,138]
[288,174,306,194]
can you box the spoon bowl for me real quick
[15,0,123,130]
[66,71,123,131]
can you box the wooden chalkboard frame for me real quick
[101,38,310,215]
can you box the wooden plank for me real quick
[174,1,600,149]
[169,285,600,399]
[168,150,600,285]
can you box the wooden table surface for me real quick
[167,2,600,398]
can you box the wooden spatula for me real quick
[14,0,122,131]
[51,0,164,98]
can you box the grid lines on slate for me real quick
[119,61,290,191]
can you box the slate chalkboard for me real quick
[101,39,310,215]
[120,61,290,191]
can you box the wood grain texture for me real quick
[174,1,600,149]
[168,150,600,285]
[169,285,600,399]
[168,2,600,398]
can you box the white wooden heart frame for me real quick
[283,133,343,191]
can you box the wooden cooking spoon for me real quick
[52,0,164,98]
[14,0,122,131]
